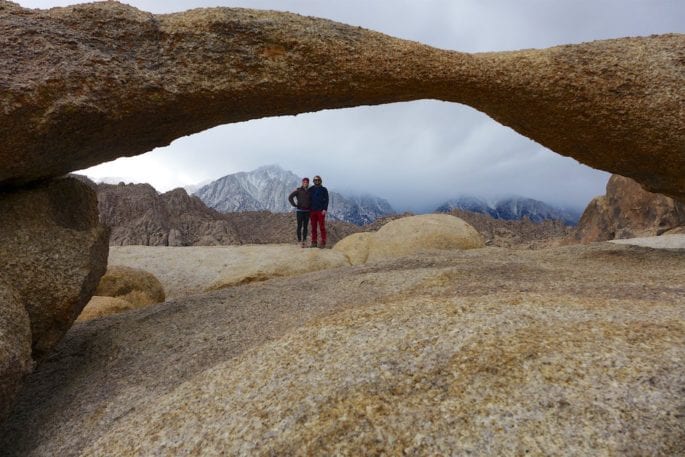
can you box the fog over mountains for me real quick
[193,165,395,225]
[436,195,581,225]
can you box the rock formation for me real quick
[98,183,241,246]
[1,243,683,456]
[94,265,165,306]
[0,2,682,200]
[107,244,350,299]
[447,209,574,248]
[336,214,485,264]
[0,282,32,422]
[0,177,108,424]
[0,177,109,360]
[575,175,685,243]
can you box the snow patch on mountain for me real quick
[437,195,580,225]
[194,165,395,225]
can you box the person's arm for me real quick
[323,188,329,212]
[288,189,298,208]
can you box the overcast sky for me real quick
[19,0,685,212]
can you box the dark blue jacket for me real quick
[308,185,329,211]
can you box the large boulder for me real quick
[0,282,32,422]
[366,214,484,262]
[0,2,682,200]
[95,266,165,306]
[575,175,685,242]
[0,177,110,359]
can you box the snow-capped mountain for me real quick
[194,165,395,225]
[436,195,581,225]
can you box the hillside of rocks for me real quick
[574,174,685,243]
[1,242,683,456]
[97,182,359,246]
[1,2,683,201]
[446,209,574,248]
[97,182,575,249]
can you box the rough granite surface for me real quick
[575,174,685,242]
[1,243,683,456]
[0,177,110,360]
[0,282,32,422]
[0,2,683,200]
[108,244,351,298]
[367,214,484,262]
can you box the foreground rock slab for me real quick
[1,243,683,455]
[0,2,683,200]
[0,177,109,359]
[108,244,351,298]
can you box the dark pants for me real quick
[296,210,310,242]
[310,210,326,244]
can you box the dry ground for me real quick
[1,241,683,456]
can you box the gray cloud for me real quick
[19,0,685,212]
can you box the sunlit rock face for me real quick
[0,2,683,200]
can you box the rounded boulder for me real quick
[367,214,484,262]
[96,266,165,307]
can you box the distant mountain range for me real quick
[193,165,395,226]
[436,195,581,225]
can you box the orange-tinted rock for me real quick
[575,175,685,242]
[0,2,682,200]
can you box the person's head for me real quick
[313,175,322,186]
[301,177,309,189]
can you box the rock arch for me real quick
[0,1,683,201]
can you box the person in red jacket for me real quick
[288,177,311,247]
[308,175,329,248]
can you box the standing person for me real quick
[288,177,311,247]
[308,175,329,248]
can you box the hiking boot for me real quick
[300,241,306,248]
[309,241,318,248]
[318,241,326,249]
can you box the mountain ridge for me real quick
[436,194,581,225]
[194,165,395,225]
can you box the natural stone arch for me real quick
[0,2,683,200]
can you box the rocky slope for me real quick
[445,209,574,248]
[1,242,683,456]
[574,174,685,243]
[97,182,360,246]
[1,2,682,201]
[98,182,241,246]
[194,165,395,225]
[437,195,580,225]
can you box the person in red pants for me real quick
[308,175,329,248]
